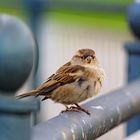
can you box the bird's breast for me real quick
[84,67,105,97]
[50,67,105,104]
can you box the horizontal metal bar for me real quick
[125,42,140,54]
[0,97,40,113]
[32,79,140,140]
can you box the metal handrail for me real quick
[32,79,140,140]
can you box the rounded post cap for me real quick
[0,14,36,94]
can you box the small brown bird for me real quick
[16,48,106,115]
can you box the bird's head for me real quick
[71,48,100,67]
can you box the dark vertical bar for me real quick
[23,0,46,124]
[23,0,46,88]
[125,43,140,135]
[125,2,140,135]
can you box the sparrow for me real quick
[16,48,106,115]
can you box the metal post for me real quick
[0,15,39,140]
[32,80,140,140]
[23,0,45,88]
[125,0,140,135]
[125,43,140,135]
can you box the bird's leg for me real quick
[61,105,70,113]
[61,104,90,115]
[61,105,81,113]
[73,103,90,115]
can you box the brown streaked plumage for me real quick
[16,48,106,115]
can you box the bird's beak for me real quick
[86,56,92,63]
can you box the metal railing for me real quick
[0,15,39,140]
[0,1,140,140]
[32,80,140,140]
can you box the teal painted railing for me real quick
[0,0,140,139]
[0,15,39,140]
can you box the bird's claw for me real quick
[61,107,80,113]
[70,106,90,115]
[61,105,90,115]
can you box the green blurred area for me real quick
[46,10,129,32]
[0,0,133,32]
[52,0,132,5]
[0,0,133,5]
[0,8,27,20]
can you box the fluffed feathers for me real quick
[16,48,106,115]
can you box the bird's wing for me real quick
[56,61,71,73]
[45,62,71,82]
[36,64,85,96]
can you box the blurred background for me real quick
[0,0,139,140]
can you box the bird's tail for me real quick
[16,90,38,99]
